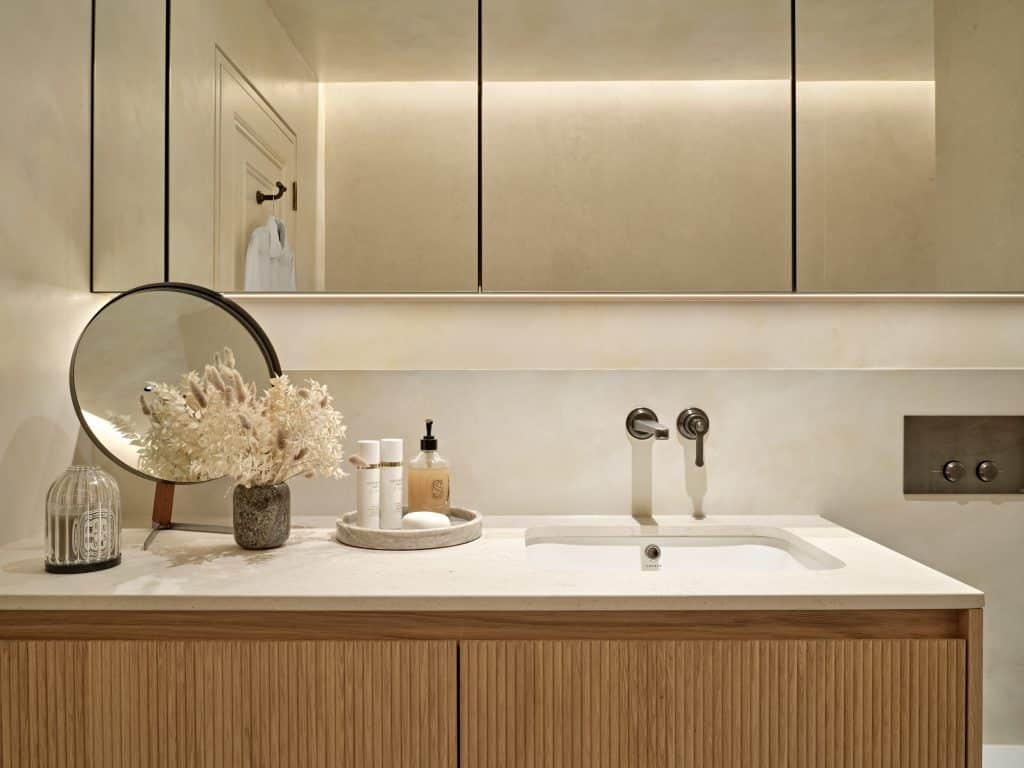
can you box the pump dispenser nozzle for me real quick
[420,419,438,451]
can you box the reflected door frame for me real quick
[213,49,297,292]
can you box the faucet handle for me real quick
[677,408,709,467]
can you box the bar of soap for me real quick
[402,511,452,530]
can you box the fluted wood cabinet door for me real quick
[0,640,456,768]
[460,639,967,768]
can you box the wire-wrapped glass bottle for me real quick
[45,466,121,573]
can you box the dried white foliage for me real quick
[115,348,347,488]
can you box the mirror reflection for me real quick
[482,0,792,292]
[797,0,1024,291]
[167,0,477,294]
[71,287,278,481]
[91,0,1024,294]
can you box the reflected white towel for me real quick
[244,215,296,291]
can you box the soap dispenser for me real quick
[408,419,450,513]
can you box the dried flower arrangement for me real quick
[115,348,346,488]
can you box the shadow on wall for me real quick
[630,437,653,519]
[0,416,80,541]
[679,430,707,519]
[629,431,708,520]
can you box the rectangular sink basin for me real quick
[525,525,844,572]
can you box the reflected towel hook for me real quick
[256,181,287,205]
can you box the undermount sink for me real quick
[525,525,845,572]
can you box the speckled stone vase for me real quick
[232,483,290,550]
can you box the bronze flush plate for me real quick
[904,416,1024,494]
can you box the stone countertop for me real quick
[0,515,983,611]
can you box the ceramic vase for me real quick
[232,483,290,550]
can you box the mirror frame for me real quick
[69,282,283,482]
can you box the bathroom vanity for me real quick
[0,516,982,767]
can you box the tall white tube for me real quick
[355,440,380,528]
[379,439,404,530]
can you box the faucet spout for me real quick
[626,408,670,440]
[641,421,670,440]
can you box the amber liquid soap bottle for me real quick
[408,419,450,513]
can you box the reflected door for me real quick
[482,0,793,293]
[215,53,298,292]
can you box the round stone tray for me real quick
[336,507,481,550]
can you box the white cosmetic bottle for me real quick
[379,439,404,530]
[355,440,380,528]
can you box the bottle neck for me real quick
[415,449,445,466]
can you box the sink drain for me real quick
[641,543,662,571]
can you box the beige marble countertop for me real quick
[0,515,983,611]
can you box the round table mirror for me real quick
[70,283,281,542]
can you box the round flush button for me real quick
[977,460,999,483]
[942,460,966,483]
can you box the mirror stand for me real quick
[142,481,233,550]
[152,480,175,527]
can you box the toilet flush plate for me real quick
[903,415,1024,494]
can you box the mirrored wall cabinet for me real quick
[91,0,1024,294]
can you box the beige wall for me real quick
[797,82,937,291]
[169,0,320,290]
[796,0,935,81]
[934,0,1024,290]
[238,296,1024,371]
[91,0,165,291]
[322,82,477,292]
[483,81,792,292]
[267,0,476,81]
[798,0,1024,292]
[484,0,789,81]
[0,0,105,543]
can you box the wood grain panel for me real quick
[0,609,964,641]
[962,609,983,768]
[0,641,87,768]
[0,640,455,768]
[461,639,967,768]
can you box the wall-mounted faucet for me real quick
[677,408,709,467]
[626,407,670,440]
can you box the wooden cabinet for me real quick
[0,609,981,768]
[0,640,456,768]
[461,639,966,767]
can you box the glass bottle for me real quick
[408,420,450,513]
[45,466,121,573]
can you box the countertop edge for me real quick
[0,594,985,612]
